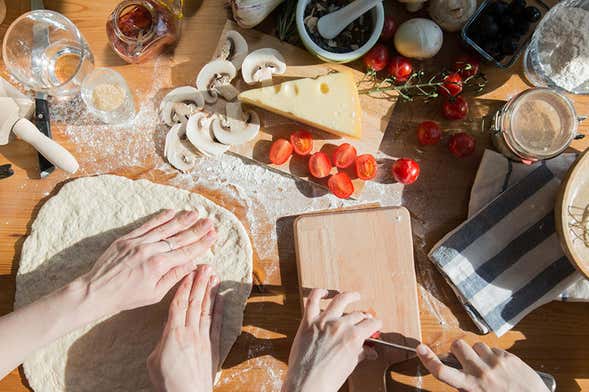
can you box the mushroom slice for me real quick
[211,102,260,146]
[241,48,286,85]
[196,60,237,104]
[214,30,249,71]
[164,122,199,173]
[159,86,205,126]
[186,112,230,157]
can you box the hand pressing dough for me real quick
[16,175,253,392]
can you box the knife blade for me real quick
[366,338,556,392]
[31,0,55,177]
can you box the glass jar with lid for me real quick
[490,88,580,164]
[106,0,183,64]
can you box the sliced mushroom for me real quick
[241,48,286,85]
[196,60,237,104]
[211,102,260,146]
[159,86,205,126]
[186,112,230,157]
[214,30,249,71]
[164,122,199,173]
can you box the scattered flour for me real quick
[536,4,589,92]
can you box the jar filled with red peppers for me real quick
[106,0,182,63]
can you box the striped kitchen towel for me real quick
[429,151,583,336]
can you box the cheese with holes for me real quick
[238,72,362,139]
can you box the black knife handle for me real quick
[34,98,55,177]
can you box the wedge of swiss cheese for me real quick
[238,72,362,139]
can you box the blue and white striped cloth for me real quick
[429,150,585,336]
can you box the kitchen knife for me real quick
[366,338,556,391]
[31,0,55,177]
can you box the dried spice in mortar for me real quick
[304,0,373,53]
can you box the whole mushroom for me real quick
[429,0,477,32]
[214,30,249,70]
[196,60,240,104]
[241,48,286,85]
[186,112,230,157]
[211,102,260,146]
[394,18,444,59]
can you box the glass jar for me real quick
[106,0,182,64]
[490,88,579,164]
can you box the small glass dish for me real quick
[81,67,135,124]
[461,0,549,68]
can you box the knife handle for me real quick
[12,118,79,174]
[34,98,56,177]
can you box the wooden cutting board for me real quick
[293,207,421,392]
[209,21,398,198]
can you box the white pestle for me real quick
[317,0,383,40]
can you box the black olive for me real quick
[483,39,500,54]
[500,15,516,31]
[514,20,531,35]
[501,37,518,54]
[488,0,509,16]
[524,6,542,22]
[479,14,500,38]
[510,0,527,15]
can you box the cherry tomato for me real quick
[439,72,463,97]
[453,55,480,79]
[328,172,354,199]
[380,15,397,42]
[448,132,476,158]
[388,56,413,83]
[370,331,382,339]
[290,130,313,156]
[417,121,442,146]
[355,154,377,180]
[442,96,469,120]
[333,143,357,169]
[269,138,293,165]
[309,152,332,178]
[363,44,390,72]
[392,158,420,185]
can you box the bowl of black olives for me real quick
[461,0,548,68]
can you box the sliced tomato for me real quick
[355,154,377,180]
[328,172,354,199]
[308,152,332,178]
[269,138,293,165]
[290,130,313,156]
[333,143,357,169]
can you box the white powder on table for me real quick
[536,6,589,92]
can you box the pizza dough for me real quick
[16,175,253,392]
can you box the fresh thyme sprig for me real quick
[277,0,298,42]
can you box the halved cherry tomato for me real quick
[453,55,480,79]
[448,132,476,158]
[290,130,313,156]
[333,143,357,169]
[309,152,332,178]
[392,158,420,184]
[442,96,469,120]
[269,138,293,165]
[355,154,377,180]
[363,43,390,72]
[328,172,354,199]
[388,56,413,83]
[439,72,463,97]
[417,121,442,145]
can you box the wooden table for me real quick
[1,1,589,391]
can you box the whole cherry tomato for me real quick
[417,121,442,145]
[439,72,463,97]
[442,96,469,120]
[453,55,480,79]
[448,132,476,158]
[363,44,390,72]
[392,158,420,185]
[388,56,413,83]
[380,15,397,42]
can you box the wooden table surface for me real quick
[1,1,589,391]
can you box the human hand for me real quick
[417,340,550,392]
[79,209,217,318]
[282,289,382,392]
[147,264,223,392]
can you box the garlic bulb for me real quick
[394,18,443,59]
[231,0,284,28]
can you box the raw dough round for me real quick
[16,175,253,392]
